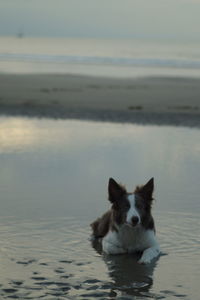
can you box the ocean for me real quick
[0,36,200,78]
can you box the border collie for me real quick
[91,178,160,264]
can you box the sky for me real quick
[0,0,200,41]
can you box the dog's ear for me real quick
[139,178,154,200]
[108,178,126,203]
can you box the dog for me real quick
[91,177,160,264]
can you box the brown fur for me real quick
[90,210,112,238]
[108,178,127,203]
[90,207,123,238]
[134,178,154,204]
[135,193,155,231]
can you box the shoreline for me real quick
[0,73,200,127]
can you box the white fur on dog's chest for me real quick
[119,226,151,251]
[102,226,159,262]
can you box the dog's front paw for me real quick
[138,255,151,264]
[138,247,160,264]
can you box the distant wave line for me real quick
[0,53,200,69]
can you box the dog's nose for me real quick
[131,216,139,226]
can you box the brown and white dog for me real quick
[91,178,160,264]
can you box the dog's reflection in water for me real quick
[92,238,157,298]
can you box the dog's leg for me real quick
[138,245,160,264]
[102,231,126,255]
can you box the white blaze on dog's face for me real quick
[126,194,141,226]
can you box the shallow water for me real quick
[0,117,199,299]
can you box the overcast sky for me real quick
[0,0,200,40]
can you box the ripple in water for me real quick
[0,213,198,299]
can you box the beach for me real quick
[0,73,200,127]
[1,37,200,127]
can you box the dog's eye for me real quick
[136,202,143,209]
[124,203,130,209]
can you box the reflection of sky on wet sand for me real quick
[0,117,200,299]
[0,116,200,220]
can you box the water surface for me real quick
[0,117,199,299]
[1,37,200,78]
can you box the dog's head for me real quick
[108,178,154,229]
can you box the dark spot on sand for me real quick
[34,281,55,286]
[59,259,74,264]
[168,105,199,111]
[60,275,70,279]
[25,286,42,291]
[128,105,143,111]
[84,279,101,284]
[22,101,35,107]
[55,282,70,287]
[52,87,82,92]
[4,296,19,299]
[73,284,82,290]
[79,291,109,298]
[160,290,177,295]
[16,259,36,265]
[11,280,23,286]
[60,286,71,292]
[48,291,64,296]
[86,285,100,290]
[31,277,46,281]
[76,262,85,266]
[55,268,65,274]
[88,84,101,89]
[40,88,50,93]
[51,100,59,105]
[2,288,18,293]
[161,290,187,298]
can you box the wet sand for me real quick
[0,74,200,126]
